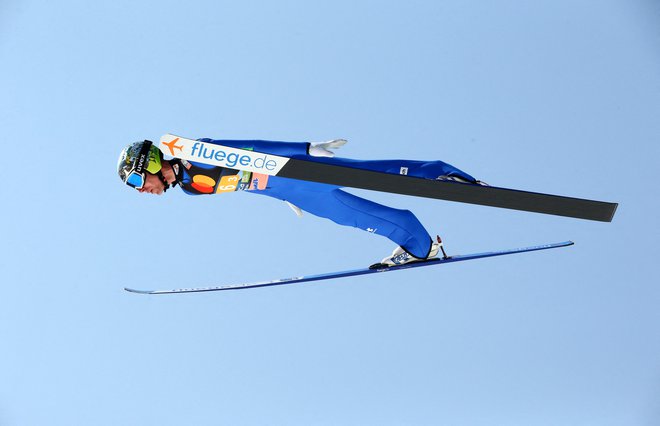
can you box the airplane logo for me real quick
[162,137,184,156]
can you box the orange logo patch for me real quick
[162,137,184,156]
[191,174,216,194]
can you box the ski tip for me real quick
[124,287,153,295]
[545,240,574,249]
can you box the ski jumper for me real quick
[173,138,477,259]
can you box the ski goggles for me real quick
[126,171,146,189]
[124,141,153,190]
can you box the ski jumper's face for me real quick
[137,172,167,195]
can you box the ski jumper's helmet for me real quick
[117,140,166,190]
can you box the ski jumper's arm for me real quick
[197,138,311,158]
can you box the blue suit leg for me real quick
[327,189,433,258]
[254,178,433,258]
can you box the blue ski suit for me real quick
[174,138,476,259]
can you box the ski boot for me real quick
[372,236,446,268]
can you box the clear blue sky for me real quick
[1,1,659,425]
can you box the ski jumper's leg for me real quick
[253,177,433,259]
[198,138,464,257]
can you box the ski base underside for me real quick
[280,160,617,222]
[124,241,573,295]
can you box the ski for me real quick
[279,160,617,222]
[124,240,574,295]
[159,134,617,222]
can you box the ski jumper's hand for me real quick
[309,139,347,157]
